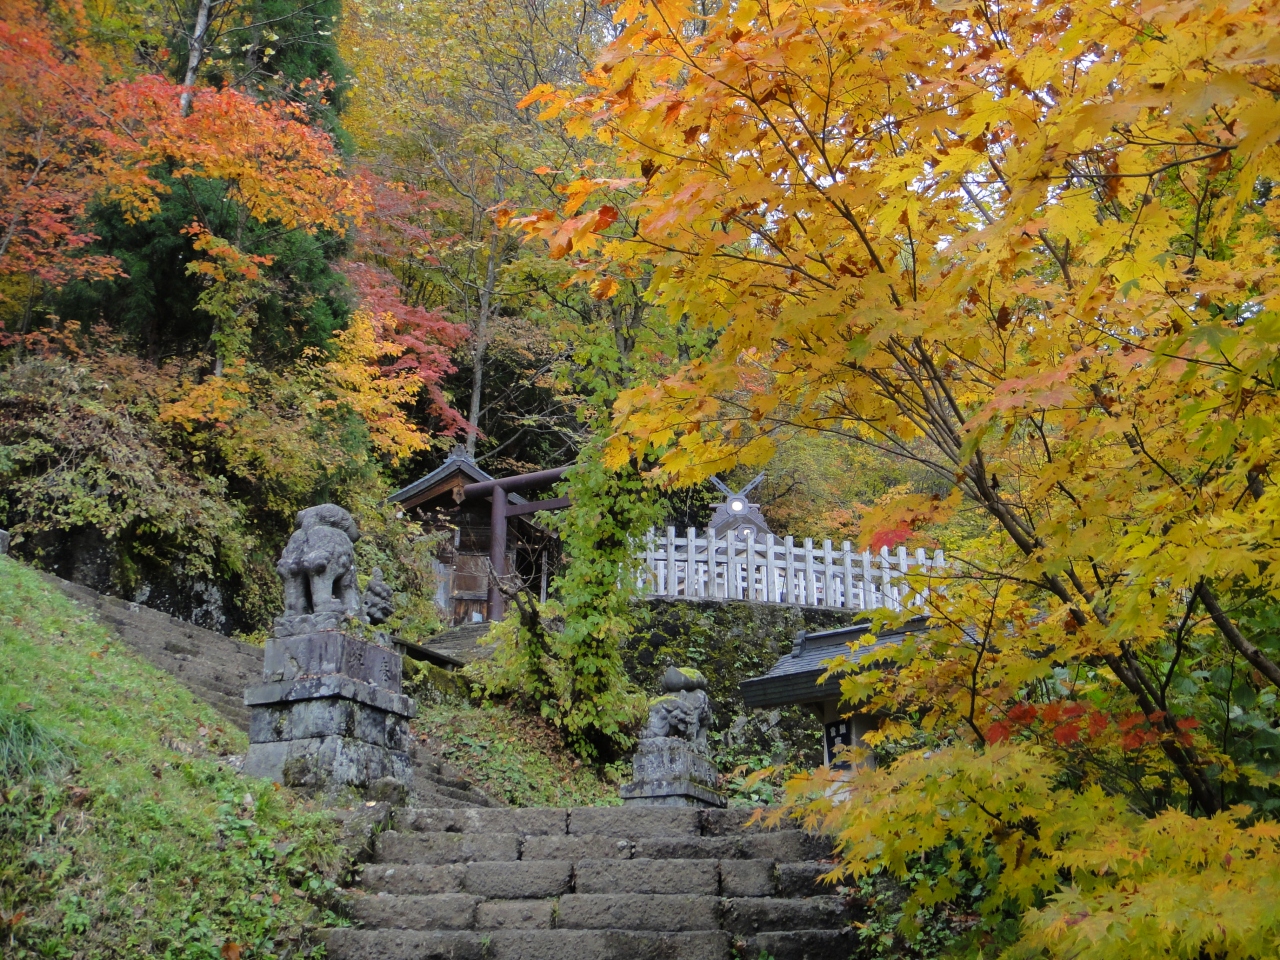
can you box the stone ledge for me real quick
[244,674,416,718]
[619,778,726,808]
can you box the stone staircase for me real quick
[42,572,262,731]
[326,805,857,960]
[409,743,499,809]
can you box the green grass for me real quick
[413,702,624,808]
[0,556,347,958]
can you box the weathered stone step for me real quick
[348,893,482,930]
[346,892,734,933]
[376,831,521,865]
[375,826,827,865]
[392,806,784,840]
[411,776,494,808]
[409,782,489,809]
[396,808,567,835]
[722,896,853,934]
[361,859,836,900]
[323,928,731,960]
[556,894,720,931]
[575,858,719,895]
[362,861,571,899]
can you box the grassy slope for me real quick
[0,556,346,959]
[412,702,622,808]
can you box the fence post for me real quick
[821,539,834,607]
[880,546,895,610]
[716,529,727,599]
[841,541,855,609]
[765,533,778,602]
[686,529,696,599]
[801,538,814,606]
[670,529,680,599]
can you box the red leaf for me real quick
[1053,720,1082,745]
[1087,711,1109,737]
[595,205,620,230]
[986,721,1012,743]
[1007,702,1038,724]
[869,523,911,552]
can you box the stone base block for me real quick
[264,631,402,692]
[242,735,410,793]
[242,630,415,796]
[620,738,726,808]
[249,696,411,751]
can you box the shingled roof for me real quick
[739,616,932,710]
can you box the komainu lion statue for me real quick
[641,666,713,754]
[361,567,395,626]
[277,504,363,619]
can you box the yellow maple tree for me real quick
[524,0,1280,953]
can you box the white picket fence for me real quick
[638,527,944,612]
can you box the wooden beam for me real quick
[463,466,569,500]
[487,483,506,622]
[504,495,570,517]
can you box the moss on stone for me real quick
[404,658,474,705]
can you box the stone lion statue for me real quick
[277,504,362,620]
[641,666,713,753]
[362,567,395,626]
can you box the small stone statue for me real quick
[275,504,362,636]
[362,567,395,626]
[642,666,713,753]
[621,665,724,807]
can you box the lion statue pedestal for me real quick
[621,666,726,808]
[242,505,415,797]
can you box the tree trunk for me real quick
[466,229,502,457]
[179,0,214,117]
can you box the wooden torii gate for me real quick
[457,467,570,621]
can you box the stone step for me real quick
[392,806,776,840]
[515,834,636,861]
[408,782,488,809]
[347,893,482,931]
[362,860,572,899]
[361,858,837,901]
[555,894,721,932]
[395,808,567,835]
[416,769,474,793]
[376,831,522,865]
[574,859,720,896]
[721,896,853,935]
[323,928,731,960]
[374,826,826,865]
[411,776,494,808]
[346,892,739,933]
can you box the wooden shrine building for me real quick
[389,448,569,629]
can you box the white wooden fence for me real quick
[638,527,944,612]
